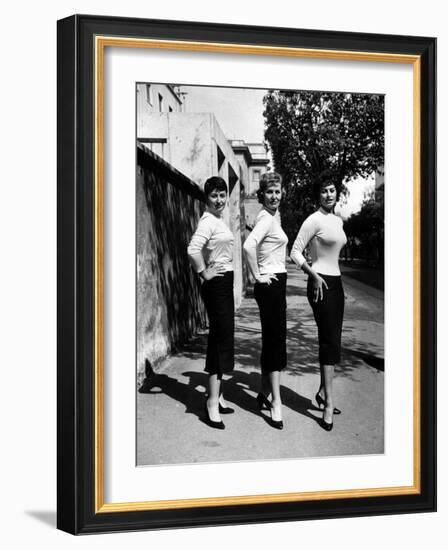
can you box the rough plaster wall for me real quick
[136,156,206,384]
[239,183,250,290]
[244,197,262,230]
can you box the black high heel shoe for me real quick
[321,407,334,431]
[315,392,341,415]
[204,403,225,430]
[321,419,333,431]
[256,393,272,410]
[269,406,284,430]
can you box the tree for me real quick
[344,185,384,266]
[263,91,384,243]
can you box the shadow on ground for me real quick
[140,365,324,429]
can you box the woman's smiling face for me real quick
[263,183,282,213]
[319,183,337,211]
[206,189,227,216]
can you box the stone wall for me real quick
[136,143,207,383]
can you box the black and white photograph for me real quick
[1,0,441,544]
[136,83,385,466]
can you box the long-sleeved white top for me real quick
[187,211,234,273]
[243,208,288,277]
[290,208,347,276]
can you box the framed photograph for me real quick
[57,14,436,534]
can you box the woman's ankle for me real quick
[207,396,219,408]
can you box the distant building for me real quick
[137,83,184,115]
[136,84,185,158]
[229,140,270,231]
[230,141,270,197]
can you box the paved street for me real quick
[137,261,384,465]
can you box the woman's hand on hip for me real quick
[256,273,278,285]
[200,264,226,281]
[312,274,328,302]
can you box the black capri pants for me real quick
[307,274,344,365]
[201,271,234,377]
[254,272,287,373]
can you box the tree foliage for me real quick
[344,185,384,266]
[263,90,384,242]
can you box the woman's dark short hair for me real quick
[256,171,283,204]
[312,171,342,202]
[204,176,228,197]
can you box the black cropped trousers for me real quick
[307,274,344,365]
[201,271,235,377]
[254,272,287,373]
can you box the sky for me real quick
[179,84,375,217]
[337,175,376,219]
[180,85,267,143]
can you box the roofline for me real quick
[166,84,183,105]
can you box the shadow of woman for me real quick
[342,347,384,371]
[280,384,322,424]
[140,359,324,429]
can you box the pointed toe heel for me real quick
[321,405,334,432]
[204,404,225,430]
[270,406,284,430]
[271,418,284,430]
[321,419,333,431]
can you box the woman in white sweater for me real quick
[188,177,235,430]
[243,172,288,429]
[290,174,347,431]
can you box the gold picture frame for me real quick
[57,14,436,534]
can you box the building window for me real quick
[158,93,164,112]
[145,84,153,106]
[253,169,261,183]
